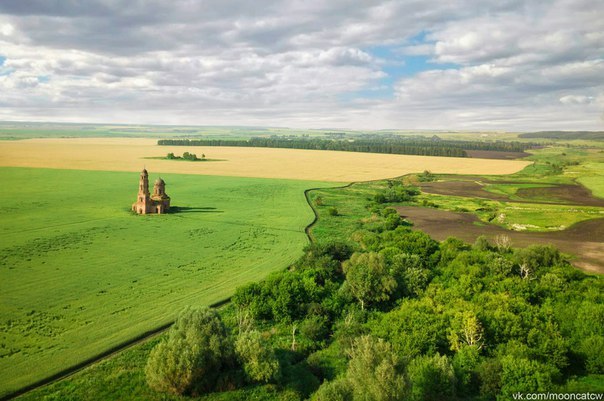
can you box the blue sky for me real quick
[0,1,602,130]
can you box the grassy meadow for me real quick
[0,167,330,397]
[14,171,604,401]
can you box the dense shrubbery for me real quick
[145,181,604,400]
[165,151,203,160]
[145,307,233,395]
[374,182,419,204]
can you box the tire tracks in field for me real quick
[1,182,355,401]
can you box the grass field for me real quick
[14,173,604,401]
[0,167,331,397]
[0,138,531,182]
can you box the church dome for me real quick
[155,178,165,185]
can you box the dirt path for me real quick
[396,206,604,274]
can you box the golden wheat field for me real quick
[0,138,531,181]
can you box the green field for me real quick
[0,167,331,397]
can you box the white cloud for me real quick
[0,0,602,130]
[0,22,14,36]
[559,95,595,105]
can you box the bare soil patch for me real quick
[396,206,604,274]
[0,138,530,182]
[466,150,531,159]
[421,181,509,202]
[420,180,604,207]
[516,185,604,207]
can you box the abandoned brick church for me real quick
[132,168,171,214]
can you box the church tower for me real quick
[151,177,171,214]
[132,168,151,214]
[132,169,170,214]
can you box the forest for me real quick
[519,132,604,140]
[157,137,533,158]
[141,181,604,400]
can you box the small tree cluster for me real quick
[145,307,232,395]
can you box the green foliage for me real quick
[580,336,604,374]
[417,170,436,182]
[310,379,353,401]
[342,252,396,310]
[477,357,503,399]
[447,310,485,351]
[407,353,456,401]
[182,151,198,161]
[452,346,481,396]
[300,314,331,342]
[307,342,349,382]
[473,235,492,252]
[145,307,232,395]
[304,241,354,263]
[235,330,281,383]
[364,227,441,267]
[374,184,419,204]
[499,355,556,397]
[514,245,564,276]
[164,151,199,161]
[368,298,447,360]
[346,336,406,401]
[328,207,340,216]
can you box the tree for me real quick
[311,379,353,401]
[346,335,405,401]
[499,356,555,397]
[452,346,481,396]
[343,252,396,310]
[580,335,604,374]
[145,307,232,395]
[448,311,484,351]
[407,353,456,401]
[235,330,280,383]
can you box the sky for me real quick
[0,0,603,131]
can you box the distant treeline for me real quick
[519,131,604,140]
[158,137,533,158]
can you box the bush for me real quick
[145,307,232,395]
[347,336,405,401]
[342,252,396,310]
[328,207,339,216]
[310,379,353,401]
[235,330,281,383]
[580,335,604,374]
[499,356,556,397]
[407,353,456,401]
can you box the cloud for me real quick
[0,0,602,130]
[559,95,596,105]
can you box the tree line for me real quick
[157,137,534,158]
[519,131,604,140]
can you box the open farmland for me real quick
[0,138,531,182]
[0,167,330,397]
